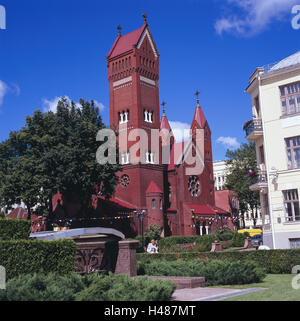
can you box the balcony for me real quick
[244,119,263,141]
[249,171,268,192]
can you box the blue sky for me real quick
[0,0,299,161]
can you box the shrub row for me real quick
[0,272,176,301]
[137,259,265,286]
[0,219,31,240]
[0,239,76,279]
[158,231,248,251]
[137,248,300,274]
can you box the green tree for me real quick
[0,98,120,222]
[224,142,260,228]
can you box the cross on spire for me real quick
[143,13,148,24]
[195,91,200,105]
[117,25,122,36]
[161,101,167,114]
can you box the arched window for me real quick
[152,199,156,210]
[129,56,131,66]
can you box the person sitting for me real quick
[147,239,158,253]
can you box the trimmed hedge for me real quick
[0,239,76,279]
[158,231,246,252]
[137,249,300,274]
[0,219,31,240]
[0,272,176,301]
[138,259,265,286]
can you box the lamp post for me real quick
[136,210,147,252]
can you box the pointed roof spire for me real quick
[142,13,148,24]
[191,91,207,128]
[161,101,167,115]
[160,101,171,131]
[117,25,122,37]
[195,90,200,106]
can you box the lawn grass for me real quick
[210,274,300,301]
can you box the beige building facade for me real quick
[245,51,300,249]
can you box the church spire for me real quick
[160,101,174,146]
[191,91,207,129]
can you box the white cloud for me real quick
[42,96,105,113]
[216,136,240,149]
[169,121,191,142]
[0,80,8,106]
[215,0,298,36]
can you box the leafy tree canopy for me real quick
[0,98,120,220]
[224,142,260,228]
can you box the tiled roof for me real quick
[6,208,38,221]
[192,104,206,128]
[160,113,171,131]
[98,195,135,210]
[270,50,300,72]
[107,24,146,59]
[187,204,216,215]
[146,181,163,194]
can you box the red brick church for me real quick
[100,15,234,236]
[8,15,234,237]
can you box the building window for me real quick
[119,110,129,124]
[121,152,130,165]
[146,152,155,164]
[290,238,300,249]
[280,82,300,116]
[160,199,163,210]
[144,110,153,123]
[283,189,300,222]
[286,136,300,169]
[152,199,156,210]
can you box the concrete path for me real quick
[172,287,266,301]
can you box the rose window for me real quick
[120,174,130,188]
[188,176,201,197]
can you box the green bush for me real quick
[158,231,241,252]
[76,273,176,301]
[0,219,31,240]
[0,211,5,219]
[0,273,176,301]
[138,259,265,286]
[0,239,76,279]
[0,273,85,301]
[137,248,300,274]
[144,225,161,245]
[232,231,250,247]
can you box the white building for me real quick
[213,160,262,229]
[245,51,300,249]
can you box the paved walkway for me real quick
[172,287,266,301]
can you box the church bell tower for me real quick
[106,14,164,214]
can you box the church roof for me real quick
[270,51,300,72]
[146,181,163,194]
[160,113,172,132]
[187,204,216,215]
[191,103,207,129]
[107,24,147,59]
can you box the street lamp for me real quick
[135,210,147,252]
